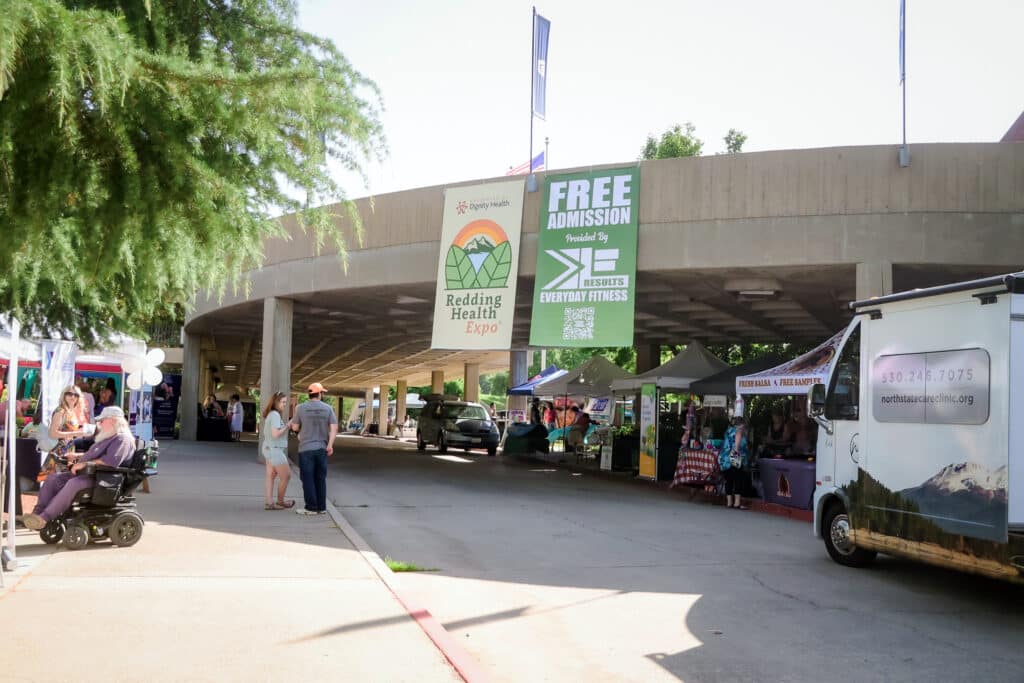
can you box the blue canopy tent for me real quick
[508,365,567,396]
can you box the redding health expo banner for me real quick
[530,167,640,347]
[431,179,525,350]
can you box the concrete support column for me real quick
[464,363,480,403]
[431,370,445,394]
[856,261,894,300]
[507,350,528,417]
[395,380,408,435]
[378,384,391,437]
[362,387,374,434]
[180,333,202,441]
[199,350,210,399]
[258,297,293,462]
[636,344,661,374]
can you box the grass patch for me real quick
[383,556,440,573]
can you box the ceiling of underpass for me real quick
[181,262,915,395]
[190,264,1021,395]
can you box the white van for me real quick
[809,273,1023,583]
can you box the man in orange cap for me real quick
[289,382,338,515]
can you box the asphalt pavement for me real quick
[327,435,1024,683]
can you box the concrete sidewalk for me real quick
[0,441,460,683]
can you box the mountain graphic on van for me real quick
[899,462,1007,540]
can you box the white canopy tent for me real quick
[532,356,635,398]
[0,319,41,363]
[610,341,729,393]
[735,330,845,396]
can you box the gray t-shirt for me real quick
[262,410,288,450]
[290,400,338,452]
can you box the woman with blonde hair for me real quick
[49,385,89,457]
[261,392,294,510]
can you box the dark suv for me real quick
[417,395,500,456]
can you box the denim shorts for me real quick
[263,446,288,466]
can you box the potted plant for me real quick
[611,424,639,471]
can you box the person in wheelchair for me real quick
[22,406,135,531]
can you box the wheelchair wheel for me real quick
[110,512,144,547]
[39,519,65,545]
[64,524,90,551]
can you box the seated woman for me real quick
[22,406,136,530]
[566,406,592,449]
[788,411,817,455]
[202,394,225,419]
[759,407,791,456]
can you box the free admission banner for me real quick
[530,167,639,347]
[431,179,525,350]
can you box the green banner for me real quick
[638,383,658,480]
[529,167,639,347]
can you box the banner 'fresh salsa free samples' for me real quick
[530,167,639,347]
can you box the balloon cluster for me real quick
[121,348,165,390]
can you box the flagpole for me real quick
[529,7,536,177]
[899,0,910,167]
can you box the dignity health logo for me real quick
[444,219,512,290]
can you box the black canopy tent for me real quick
[688,356,787,397]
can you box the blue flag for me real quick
[533,12,550,119]
[899,0,905,84]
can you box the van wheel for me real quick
[823,504,877,568]
[416,431,426,451]
[437,433,448,454]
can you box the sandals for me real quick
[265,500,296,510]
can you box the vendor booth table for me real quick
[730,330,845,510]
[757,457,815,509]
[671,448,722,493]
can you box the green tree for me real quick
[641,122,703,160]
[723,128,747,154]
[0,1,384,345]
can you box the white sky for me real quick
[297,0,1022,198]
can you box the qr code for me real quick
[562,307,595,341]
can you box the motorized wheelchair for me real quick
[38,443,158,550]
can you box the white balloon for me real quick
[126,373,143,390]
[143,366,163,387]
[145,348,166,367]
[121,356,144,375]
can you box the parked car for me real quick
[417,395,500,456]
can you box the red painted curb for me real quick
[328,508,491,683]
[287,460,488,682]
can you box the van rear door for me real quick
[1009,292,1024,533]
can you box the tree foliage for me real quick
[0,0,384,345]
[723,128,747,154]
[641,122,703,160]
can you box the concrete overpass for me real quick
[181,142,1024,438]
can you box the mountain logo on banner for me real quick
[445,219,512,290]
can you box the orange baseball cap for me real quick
[308,382,326,394]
